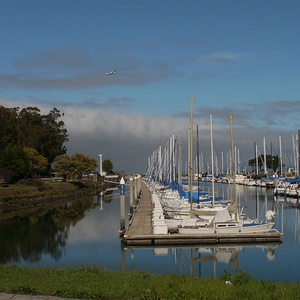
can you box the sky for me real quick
[1,0,300,174]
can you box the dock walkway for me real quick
[125,180,152,236]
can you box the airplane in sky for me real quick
[106,70,116,75]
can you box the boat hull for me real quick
[178,222,275,235]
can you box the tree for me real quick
[248,154,280,172]
[0,106,19,149]
[53,153,97,180]
[70,153,97,178]
[17,107,43,149]
[248,157,263,171]
[0,106,69,165]
[23,148,48,177]
[0,145,30,182]
[102,159,114,173]
[52,155,71,181]
[38,108,69,163]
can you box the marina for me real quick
[123,109,283,246]
[1,3,300,290]
[122,180,283,246]
[118,181,291,282]
[0,181,298,283]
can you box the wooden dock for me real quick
[122,181,283,246]
[125,180,153,237]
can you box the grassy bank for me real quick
[0,179,96,200]
[0,179,104,216]
[0,265,299,299]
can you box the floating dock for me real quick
[122,181,283,246]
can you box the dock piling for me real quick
[134,176,138,203]
[130,177,133,214]
[120,177,125,233]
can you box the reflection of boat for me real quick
[122,241,282,276]
[274,182,286,196]
[286,184,298,197]
[274,195,285,202]
[191,242,281,272]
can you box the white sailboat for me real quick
[178,115,276,235]
[152,99,230,232]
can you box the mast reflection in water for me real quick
[0,183,299,283]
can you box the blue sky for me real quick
[1,0,300,173]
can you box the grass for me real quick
[0,265,299,299]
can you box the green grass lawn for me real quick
[0,265,299,299]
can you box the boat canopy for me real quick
[214,209,232,223]
[283,177,300,183]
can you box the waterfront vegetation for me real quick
[0,179,107,217]
[0,265,299,299]
[0,179,95,201]
[1,180,79,200]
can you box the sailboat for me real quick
[151,99,229,232]
[186,114,232,218]
[178,115,277,235]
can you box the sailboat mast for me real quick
[298,130,300,176]
[197,124,200,203]
[210,115,215,206]
[177,132,182,186]
[189,95,194,210]
[255,143,258,176]
[263,137,267,176]
[230,115,237,221]
[279,135,283,176]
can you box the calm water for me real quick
[0,182,299,283]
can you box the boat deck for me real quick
[122,181,283,246]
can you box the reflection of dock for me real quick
[122,181,283,246]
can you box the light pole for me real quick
[98,154,103,176]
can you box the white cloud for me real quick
[65,107,187,139]
[199,52,244,64]
[1,97,299,174]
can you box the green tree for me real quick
[248,157,263,171]
[23,148,48,177]
[17,107,43,149]
[102,159,114,173]
[0,106,68,165]
[53,153,97,180]
[0,105,69,180]
[248,154,280,172]
[0,106,19,149]
[70,153,97,179]
[0,145,30,182]
[38,108,68,163]
[52,155,71,181]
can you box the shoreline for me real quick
[0,180,102,217]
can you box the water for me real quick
[0,183,299,283]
